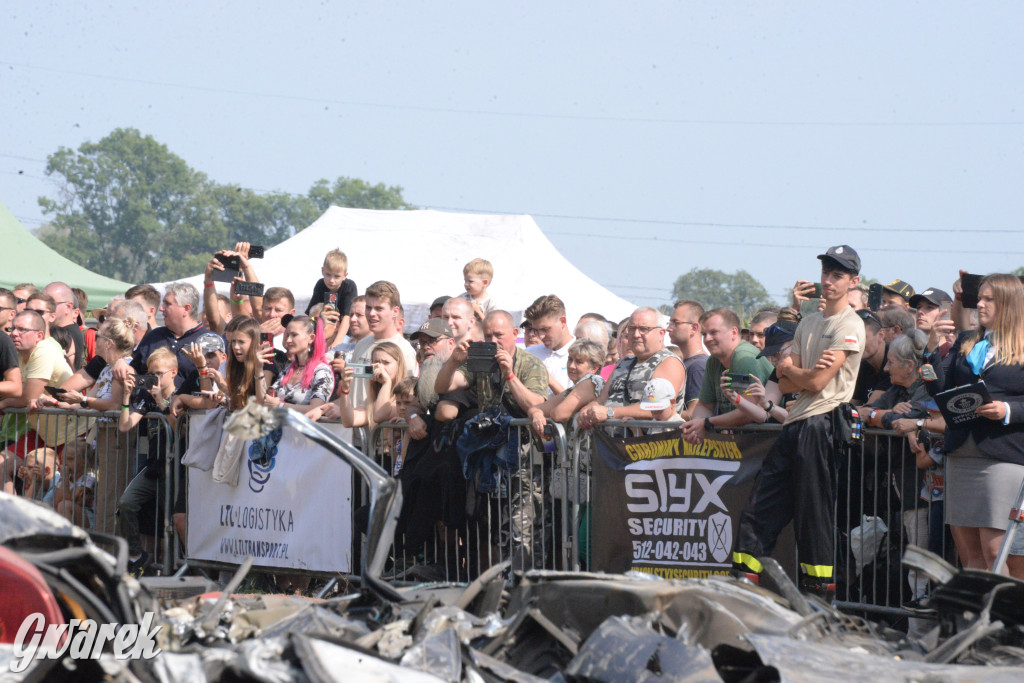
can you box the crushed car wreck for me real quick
[3,405,1024,682]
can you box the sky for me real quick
[3,2,1023,311]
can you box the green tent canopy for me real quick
[0,200,132,309]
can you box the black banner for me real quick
[591,429,795,579]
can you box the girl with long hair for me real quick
[334,341,407,428]
[264,315,333,419]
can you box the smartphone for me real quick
[867,283,884,312]
[44,386,67,397]
[234,280,264,297]
[960,273,983,309]
[467,341,499,374]
[212,253,241,283]
[723,372,754,391]
[322,291,339,309]
[248,245,265,259]
[939,300,952,318]
[348,362,375,379]
[260,332,273,344]
[812,283,823,298]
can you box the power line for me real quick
[0,153,46,163]
[425,204,1023,234]
[3,60,1023,128]
[543,230,1024,255]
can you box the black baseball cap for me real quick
[883,279,915,302]
[817,245,861,275]
[757,320,799,358]
[909,287,952,309]
[430,295,451,312]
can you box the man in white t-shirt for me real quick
[340,281,417,407]
[524,294,575,395]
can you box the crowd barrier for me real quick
[1,406,178,574]
[362,417,571,584]
[3,403,954,621]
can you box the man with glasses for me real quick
[24,293,57,335]
[578,307,685,428]
[853,309,890,404]
[130,282,208,395]
[524,294,575,395]
[681,307,774,444]
[0,288,18,334]
[667,300,708,419]
[0,311,73,493]
[11,284,38,314]
[43,282,85,370]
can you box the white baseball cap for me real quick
[640,377,676,411]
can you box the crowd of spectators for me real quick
[2,244,1023,600]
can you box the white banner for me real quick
[187,421,353,573]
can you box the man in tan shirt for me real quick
[732,245,865,601]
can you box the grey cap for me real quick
[197,332,225,354]
[412,318,453,340]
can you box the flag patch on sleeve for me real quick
[844,336,858,344]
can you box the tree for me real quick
[672,268,774,323]
[306,177,413,214]
[36,128,415,283]
[39,128,222,283]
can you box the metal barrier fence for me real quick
[566,420,955,621]
[1,406,178,575]
[4,402,953,621]
[363,418,570,584]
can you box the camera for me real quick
[723,372,754,390]
[348,362,375,379]
[132,374,158,400]
[467,341,499,374]
[248,245,265,259]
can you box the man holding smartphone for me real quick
[732,245,865,601]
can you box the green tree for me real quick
[306,177,413,214]
[38,128,224,282]
[36,128,414,283]
[672,268,774,322]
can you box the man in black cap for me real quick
[910,287,954,359]
[881,279,915,308]
[429,296,451,320]
[732,245,864,601]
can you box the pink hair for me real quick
[279,316,327,390]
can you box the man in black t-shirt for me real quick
[0,331,21,399]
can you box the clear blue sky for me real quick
[3,2,1023,310]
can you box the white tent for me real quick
[160,207,637,332]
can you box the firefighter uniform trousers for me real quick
[732,411,837,586]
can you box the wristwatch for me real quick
[81,396,89,409]
[916,419,925,429]
[606,407,615,419]
[704,417,714,433]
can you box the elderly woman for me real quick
[928,274,1024,578]
[527,339,606,436]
